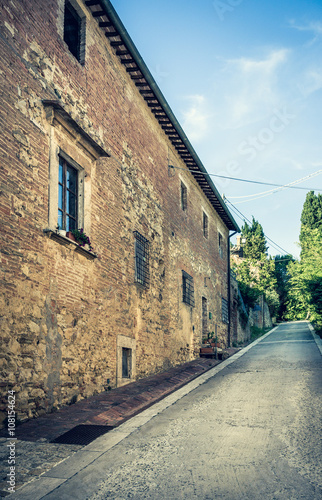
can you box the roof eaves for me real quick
[84,0,240,232]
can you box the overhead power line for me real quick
[168,164,322,192]
[225,199,293,256]
[229,169,322,204]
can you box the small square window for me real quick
[58,155,78,231]
[182,270,194,307]
[134,232,150,288]
[203,212,208,238]
[64,1,85,64]
[181,182,187,211]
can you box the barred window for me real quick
[219,232,223,258]
[181,182,187,211]
[64,1,86,64]
[134,232,150,288]
[182,270,194,307]
[222,297,229,324]
[203,212,208,238]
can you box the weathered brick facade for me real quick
[0,0,239,425]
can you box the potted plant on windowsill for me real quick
[69,228,93,252]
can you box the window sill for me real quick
[43,229,98,260]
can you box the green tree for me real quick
[300,190,322,231]
[241,217,268,260]
[274,254,294,319]
[234,219,278,317]
[285,192,322,332]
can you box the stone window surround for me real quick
[116,335,136,387]
[43,100,109,234]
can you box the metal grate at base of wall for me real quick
[51,424,114,445]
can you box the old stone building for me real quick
[0,0,239,425]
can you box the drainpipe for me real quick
[227,231,238,347]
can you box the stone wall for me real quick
[249,297,273,330]
[230,273,273,345]
[230,272,251,345]
[0,0,232,425]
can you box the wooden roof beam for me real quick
[126,66,141,73]
[110,41,125,46]
[92,10,106,17]
[116,49,129,56]
[99,21,113,28]
[120,58,135,64]
[105,31,119,38]
[135,82,149,87]
[85,0,101,6]
[140,90,155,96]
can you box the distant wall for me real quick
[230,272,272,346]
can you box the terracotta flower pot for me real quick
[66,231,76,242]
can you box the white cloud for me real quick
[218,49,289,129]
[181,94,210,142]
[229,49,288,74]
[298,68,322,98]
[289,20,322,46]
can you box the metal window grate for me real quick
[182,270,194,306]
[181,182,187,211]
[202,297,208,334]
[134,231,150,288]
[219,232,223,258]
[203,212,208,238]
[222,297,229,324]
[64,1,86,64]
[64,1,81,60]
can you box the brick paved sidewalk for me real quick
[0,351,239,496]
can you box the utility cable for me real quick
[228,169,322,204]
[168,164,322,192]
[229,169,322,199]
[225,198,293,256]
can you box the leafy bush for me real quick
[238,282,260,311]
[264,289,280,318]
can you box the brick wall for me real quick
[0,0,231,425]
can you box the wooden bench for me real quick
[200,345,223,359]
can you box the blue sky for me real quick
[112,0,322,258]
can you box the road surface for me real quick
[25,322,322,500]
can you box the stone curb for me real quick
[308,322,322,356]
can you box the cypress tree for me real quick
[300,191,322,231]
[241,217,268,260]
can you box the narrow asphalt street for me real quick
[13,322,322,500]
